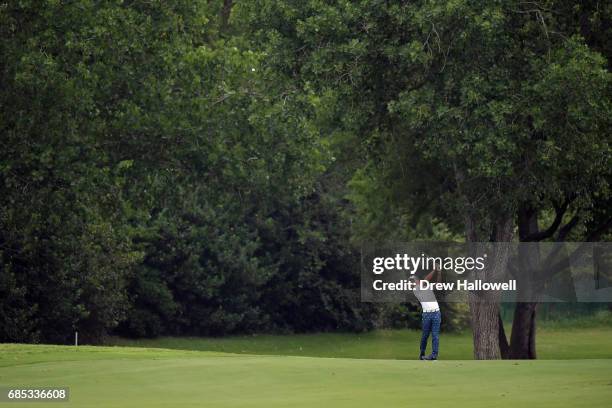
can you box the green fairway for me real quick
[1,343,612,408]
[110,325,612,360]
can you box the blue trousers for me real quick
[420,311,441,357]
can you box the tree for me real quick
[0,0,157,342]
[241,0,611,358]
[501,0,612,359]
[1,0,373,342]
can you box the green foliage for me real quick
[0,0,156,342]
[1,0,372,342]
[241,0,611,240]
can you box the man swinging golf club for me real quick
[411,266,442,360]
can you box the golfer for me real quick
[411,267,442,360]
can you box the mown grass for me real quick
[1,343,612,408]
[2,313,611,407]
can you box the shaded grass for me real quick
[109,330,474,360]
[109,324,612,360]
[534,310,612,329]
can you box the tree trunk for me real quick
[466,214,514,360]
[469,297,502,359]
[220,0,233,33]
[507,205,541,359]
[509,301,537,358]
[498,312,510,359]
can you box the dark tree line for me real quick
[1,1,610,355]
[0,1,377,344]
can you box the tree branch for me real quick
[522,199,569,242]
[556,215,580,241]
[541,216,612,280]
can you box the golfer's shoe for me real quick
[419,354,425,360]
[424,354,437,361]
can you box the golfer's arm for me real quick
[423,269,442,282]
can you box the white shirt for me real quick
[413,281,439,312]
[419,301,440,312]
